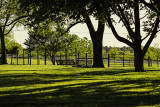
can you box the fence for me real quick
[107,54,160,67]
[2,49,93,67]
[108,54,131,67]
[1,49,159,67]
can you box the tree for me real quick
[0,31,22,54]
[103,46,112,54]
[145,47,156,60]
[7,41,23,55]
[77,37,93,58]
[145,44,160,60]
[105,0,160,72]
[65,35,93,58]
[0,0,27,64]
[18,0,106,67]
[153,43,160,58]
[24,22,76,65]
[109,47,119,58]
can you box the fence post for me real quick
[11,54,13,64]
[157,57,159,67]
[52,54,55,65]
[60,55,62,60]
[148,56,150,67]
[30,49,31,65]
[78,52,79,64]
[108,54,110,67]
[37,50,39,65]
[123,55,124,67]
[60,55,62,65]
[75,48,77,65]
[28,54,29,64]
[23,49,24,65]
[65,49,67,65]
[45,49,47,65]
[86,53,88,67]
[17,51,18,65]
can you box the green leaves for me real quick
[24,21,75,55]
[109,47,119,58]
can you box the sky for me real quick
[13,17,160,48]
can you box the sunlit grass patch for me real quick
[1,65,160,106]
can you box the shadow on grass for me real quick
[1,80,160,107]
[0,68,160,106]
[145,69,160,72]
[0,73,76,87]
[0,70,39,72]
[78,70,131,76]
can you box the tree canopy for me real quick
[18,0,160,71]
[0,0,27,64]
[105,0,160,72]
[140,0,160,16]
[18,0,109,67]
[24,21,93,64]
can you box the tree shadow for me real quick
[1,79,160,107]
[0,70,39,72]
[0,68,160,106]
[78,69,133,76]
[145,69,160,72]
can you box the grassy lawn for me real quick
[0,65,160,107]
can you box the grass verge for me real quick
[0,65,160,107]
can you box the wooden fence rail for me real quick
[2,48,159,67]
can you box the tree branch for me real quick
[142,21,155,41]
[141,29,152,41]
[142,17,159,57]
[3,14,10,33]
[140,0,160,16]
[65,20,83,33]
[85,15,96,36]
[4,21,19,36]
[4,15,27,27]
[140,13,148,20]
[118,5,134,38]
[106,11,134,48]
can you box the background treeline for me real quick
[103,44,160,60]
[1,31,160,61]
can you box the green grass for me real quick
[1,65,160,107]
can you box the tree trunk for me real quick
[134,48,144,72]
[0,27,7,64]
[85,17,105,68]
[51,55,55,65]
[92,36,104,67]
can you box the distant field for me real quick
[0,65,160,106]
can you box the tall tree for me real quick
[0,0,27,64]
[24,22,76,65]
[18,0,106,67]
[105,0,160,72]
